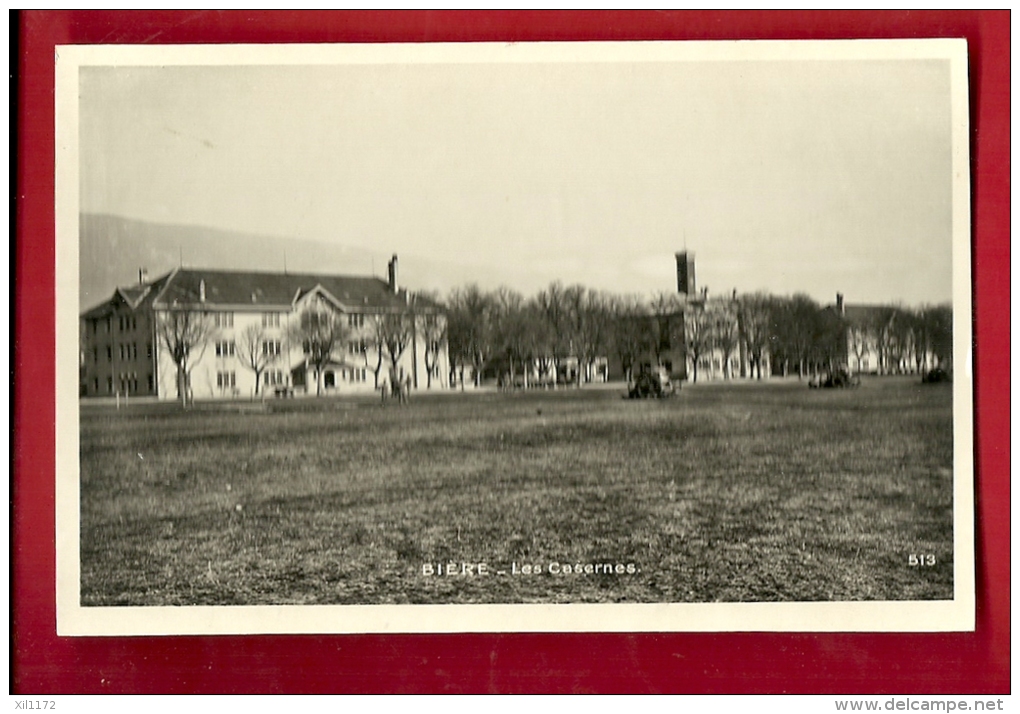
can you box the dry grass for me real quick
[79,377,954,605]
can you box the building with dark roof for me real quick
[80,257,449,400]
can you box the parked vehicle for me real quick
[922,367,952,384]
[628,364,676,399]
[809,367,860,389]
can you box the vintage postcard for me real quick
[55,39,973,635]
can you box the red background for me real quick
[13,11,1010,694]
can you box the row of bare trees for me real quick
[444,283,954,386]
[155,296,448,405]
[153,284,953,405]
[445,283,697,388]
[446,283,623,389]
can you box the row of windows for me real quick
[118,315,138,332]
[324,368,367,384]
[348,340,367,355]
[215,339,282,358]
[93,343,153,363]
[88,315,137,335]
[263,340,282,356]
[216,371,237,389]
[90,310,386,337]
[344,368,368,383]
[263,370,286,386]
[92,374,154,394]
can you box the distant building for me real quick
[832,294,947,376]
[80,257,449,400]
[610,251,770,383]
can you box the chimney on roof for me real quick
[387,254,399,294]
[199,279,206,303]
[139,267,148,285]
[836,292,844,316]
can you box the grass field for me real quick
[79,377,954,605]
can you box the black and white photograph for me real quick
[55,40,973,634]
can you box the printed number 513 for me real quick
[909,554,936,566]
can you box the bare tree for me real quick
[156,307,215,407]
[290,309,349,395]
[578,289,614,384]
[925,304,953,370]
[409,291,448,389]
[415,309,447,389]
[846,320,870,375]
[737,292,771,380]
[378,311,414,380]
[649,292,683,370]
[359,316,387,389]
[609,294,651,383]
[491,287,529,388]
[447,285,495,387]
[535,282,571,386]
[866,306,898,375]
[712,306,739,379]
[524,298,556,387]
[236,323,279,397]
[684,305,713,383]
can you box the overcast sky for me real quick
[79,49,957,305]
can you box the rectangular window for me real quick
[214,312,234,329]
[262,340,281,356]
[147,374,153,392]
[132,343,138,360]
[217,373,223,388]
[147,342,153,359]
[106,317,112,333]
[107,377,113,393]
[262,313,280,328]
[106,346,112,362]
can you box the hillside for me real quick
[78,214,539,311]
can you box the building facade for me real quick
[80,258,449,400]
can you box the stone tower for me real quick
[675,251,696,296]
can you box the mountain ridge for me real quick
[77,213,542,312]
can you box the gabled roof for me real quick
[82,268,443,318]
[80,271,176,319]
